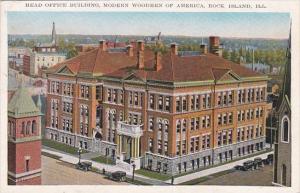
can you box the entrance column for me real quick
[131,137,135,158]
[136,137,140,157]
[119,135,123,154]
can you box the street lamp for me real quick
[78,147,82,163]
[132,163,136,182]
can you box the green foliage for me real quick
[9,39,36,48]
[42,138,88,155]
[146,44,169,54]
[91,155,115,165]
[58,38,78,59]
[223,47,286,67]
[135,169,171,181]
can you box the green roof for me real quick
[8,87,41,118]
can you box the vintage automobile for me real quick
[243,160,255,171]
[75,161,92,171]
[263,154,274,165]
[234,161,254,171]
[109,171,127,182]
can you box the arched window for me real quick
[22,122,26,135]
[281,116,290,143]
[26,121,31,135]
[32,120,37,134]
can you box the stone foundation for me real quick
[143,137,266,175]
[45,127,116,158]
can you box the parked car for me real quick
[75,161,92,171]
[254,157,263,168]
[234,165,245,171]
[263,154,274,165]
[110,171,126,182]
[243,160,255,171]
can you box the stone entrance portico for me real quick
[116,121,143,169]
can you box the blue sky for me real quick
[8,12,290,39]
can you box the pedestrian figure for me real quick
[103,168,106,174]
[171,176,174,185]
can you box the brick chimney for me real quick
[99,40,107,51]
[154,51,162,71]
[200,44,208,54]
[127,45,133,57]
[137,51,144,69]
[137,40,145,51]
[170,43,178,55]
[136,40,145,69]
[209,36,222,57]
[209,36,220,48]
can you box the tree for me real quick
[58,38,78,59]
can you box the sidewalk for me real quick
[42,147,166,185]
[166,150,273,185]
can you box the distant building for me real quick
[8,86,42,185]
[8,47,30,69]
[44,36,269,174]
[273,30,291,187]
[23,22,66,76]
[242,62,271,74]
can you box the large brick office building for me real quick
[45,37,269,174]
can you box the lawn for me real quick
[42,138,88,155]
[126,177,151,185]
[135,169,171,181]
[91,155,115,165]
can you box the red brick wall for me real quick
[23,55,30,76]
[14,140,41,174]
[8,142,16,173]
[14,116,40,139]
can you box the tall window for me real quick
[165,96,170,112]
[182,96,187,111]
[25,159,30,172]
[32,120,37,134]
[96,85,102,100]
[158,95,163,110]
[107,89,112,102]
[134,92,139,106]
[149,117,154,131]
[176,97,180,112]
[113,89,117,103]
[149,138,153,152]
[129,91,133,105]
[281,116,290,143]
[149,94,155,109]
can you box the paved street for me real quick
[199,165,273,186]
[41,155,129,185]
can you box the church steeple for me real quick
[51,22,57,46]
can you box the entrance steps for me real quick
[116,159,132,172]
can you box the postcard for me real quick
[0,0,299,193]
